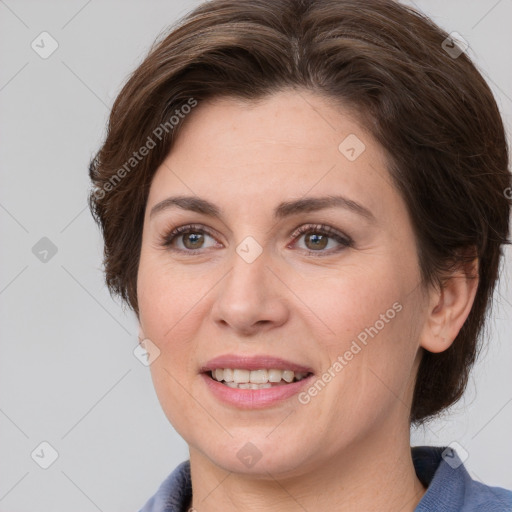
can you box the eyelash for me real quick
[159,223,353,257]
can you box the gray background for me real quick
[0,1,511,510]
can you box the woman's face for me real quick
[137,90,429,477]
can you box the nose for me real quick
[210,243,289,336]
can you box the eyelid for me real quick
[289,223,352,244]
[288,223,353,255]
[159,223,219,252]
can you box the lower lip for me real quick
[201,373,314,409]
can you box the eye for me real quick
[159,223,352,256]
[160,224,219,253]
[289,224,353,256]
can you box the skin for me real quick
[136,90,478,512]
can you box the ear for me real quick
[138,324,146,342]
[420,256,479,353]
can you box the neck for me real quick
[189,417,426,512]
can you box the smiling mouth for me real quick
[206,368,313,389]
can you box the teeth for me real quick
[224,381,273,389]
[233,369,250,383]
[210,368,309,386]
[249,369,268,384]
[282,370,294,383]
[250,383,272,389]
[268,369,282,382]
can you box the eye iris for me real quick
[305,233,328,250]
[183,232,204,249]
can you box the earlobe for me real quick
[420,258,479,354]
[138,324,146,342]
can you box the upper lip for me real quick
[200,354,314,374]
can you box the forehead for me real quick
[147,90,397,221]
[170,91,370,159]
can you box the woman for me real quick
[88,0,512,510]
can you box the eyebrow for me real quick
[149,195,375,222]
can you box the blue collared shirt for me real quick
[139,446,512,511]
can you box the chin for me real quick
[194,434,319,479]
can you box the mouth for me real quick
[199,354,315,408]
[204,368,314,390]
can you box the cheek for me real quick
[137,247,209,344]
[137,254,207,432]
[295,260,405,347]
[303,259,420,411]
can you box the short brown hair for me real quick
[88,0,511,423]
